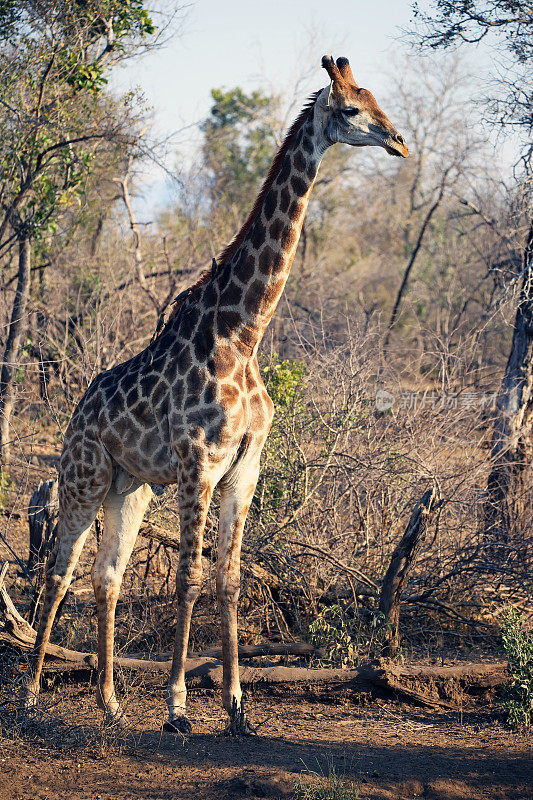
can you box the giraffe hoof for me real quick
[22,691,38,711]
[104,706,127,727]
[163,715,192,734]
[224,698,256,737]
[21,682,40,712]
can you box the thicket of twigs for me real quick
[2,317,531,664]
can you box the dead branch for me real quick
[28,478,58,572]
[27,478,59,626]
[117,131,173,316]
[138,524,287,594]
[384,165,455,351]
[378,486,441,656]
[285,539,379,592]
[139,521,180,549]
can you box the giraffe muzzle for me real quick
[385,132,409,158]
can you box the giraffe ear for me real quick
[336,57,358,88]
[321,55,343,84]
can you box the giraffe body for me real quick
[25,55,408,733]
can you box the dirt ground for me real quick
[0,683,531,800]
[1,449,531,800]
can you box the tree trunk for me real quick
[27,478,59,626]
[378,486,440,657]
[484,218,533,555]
[0,233,31,469]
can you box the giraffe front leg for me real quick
[164,477,212,734]
[217,457,260,736]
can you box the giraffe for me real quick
[24,55,408,735]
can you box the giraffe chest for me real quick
[168,357,270,454]
[94,344,272,486]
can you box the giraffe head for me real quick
[319,55,409,158]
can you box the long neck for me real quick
[215,105,329,354]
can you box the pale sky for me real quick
[119,0,418,128]
[113,0,505,208]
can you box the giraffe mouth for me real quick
[383,137,409,158]
[368,124,409,158]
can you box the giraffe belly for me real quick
[99,429,178,486]
[114,450,177,486]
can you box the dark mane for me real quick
[152,91,320,340]
[217,90,320,264]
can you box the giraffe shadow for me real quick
[2,690,531,800]
[124,727,532,800]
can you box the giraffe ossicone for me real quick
[24,55,408,734]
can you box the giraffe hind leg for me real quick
[92,480,152,723]
[164,471,213,735]
[24,438,113,710]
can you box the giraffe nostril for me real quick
[395,134,405,145]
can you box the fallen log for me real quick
[199,642,323,660]
[1,622,508,707]
[0,562,37,642]
[0,563,509,708]
[1,626,508,708]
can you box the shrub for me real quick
[306,604,357,668]
[501,608,533,731]
[252,355,307,515]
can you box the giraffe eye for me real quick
[343,107,359,117]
